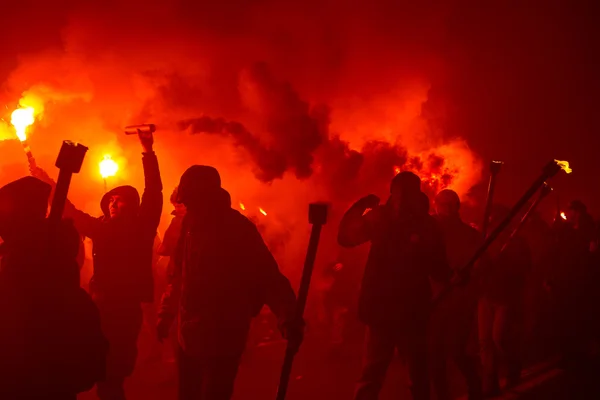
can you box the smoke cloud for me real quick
[0,0,484,277]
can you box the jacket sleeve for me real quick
[31,166,101,238]
[158,217,181,257]
[428,220,452,283]
[338,203,381,248]
[139,152,163,234]
[157,231,184,329]
[247,224,296,324]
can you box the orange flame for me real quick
[555,160,572,174]
[99,155,119,178]
[393,166,401,175]
[259,207,267,216]
[239,202,246,211]
[11,107,35,142]
[560,212,567,220]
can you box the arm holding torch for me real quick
[48,141,89,228]
[125,123,162,304]
[126,123,163,232]
[500,183,552,253]
[435,160,572,306]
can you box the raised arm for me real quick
[137,132,163,234]
[338,195,381,248]
[246,222,296,325]
[30,166,101,238]
[156,220,186,341]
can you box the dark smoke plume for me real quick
[178,63,328,182]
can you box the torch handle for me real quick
[434,173,549,307]
[48,170,73,228]
[482,164,501,237]
[276,222,323,400]
[501,184,551,253]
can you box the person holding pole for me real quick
[157,165,301,400]
[339,171,451,400]
[31,130,162,400]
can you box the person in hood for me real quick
[430,189,483,400]
[338,171,451,400]
[157,165,300,400]
[478,205,531,396]
[31,131,162,400]
[156,186,186,360]
[0,176,107,399]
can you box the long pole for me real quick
[501,183,552,253]
[276,203,328,400]
[482,160,503,237]
[433,160,567,307]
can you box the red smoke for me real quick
[0,0,482,278]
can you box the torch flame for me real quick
[259,207,267,216]
[560,212,567,220]
[554,160,572,174]
[239,202,246,211]
[99,155,119,178]
[11,107,35,142]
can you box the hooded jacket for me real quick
[54,152,162,303]
[158,187,296,357]
[0,177,107,395]
[339,197,450,326]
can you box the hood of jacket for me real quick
[100,185,141,218]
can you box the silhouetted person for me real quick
[31,131,162,400]
[156,186,186,359]
[430,189,483,400]
[0,177,107,399]
[157,165,300,400]
[478,205,532,396]
[338,171,450,400]
[547,200,596,368]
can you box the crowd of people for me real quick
[0,131,599,400]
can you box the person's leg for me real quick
[495,304,523,387]
[97,377,126,400]
[178,346,204,400]
[429,307,450,400]
[405,319,430,400]
[96,302,143,400]
[451,303,483,400]
[202,355,242,400]
[354,326,396,400]
[478,298,500,396]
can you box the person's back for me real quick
[0,177,107,399]
[158,165,298,400]
[338,172,449,400]
[360,205,447,325]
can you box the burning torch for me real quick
[48,141,89,228]
[434,159,572,306]
[99,155,118,193]
[11,107,37,171]
[482,160,504,237]
[276,202,328,400]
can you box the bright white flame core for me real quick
[11,107,35,142]
[100,155,119,178]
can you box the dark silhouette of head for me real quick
[170,186,186,215]
[100,186,140,220]
[177,165,223,212]
[389,171,422,215]
[434,189,460,219]
[0,177,51,240]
